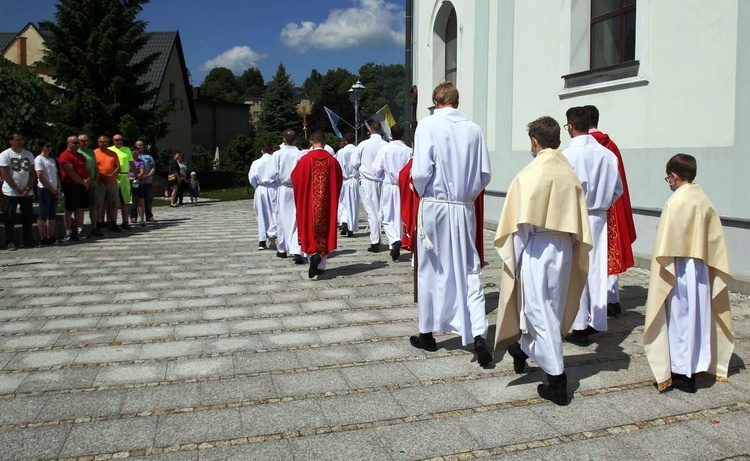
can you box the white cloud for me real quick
[281,0,404,52]
[200,46,267,73]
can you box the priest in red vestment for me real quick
[585,105,636,317]
[291,130,343,278]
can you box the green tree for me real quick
[201,67,242,102]
[303,69,323,99]
[358,63,406,122]
[222,134,256,173]
[238,67,265,99]
[190,144,211,172]
[306,68,357,137]
[42,0,169,142]
[0,59,55,149]
[257,63,300,136]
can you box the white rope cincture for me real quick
[417,197,472,252]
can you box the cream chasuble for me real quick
[644,183,733,390]
[493,149,592,351]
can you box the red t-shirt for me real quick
[59,149,89,184]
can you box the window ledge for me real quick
[559,61,647,99]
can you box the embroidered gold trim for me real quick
[656,379,672,392]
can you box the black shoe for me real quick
[474,336,493,367]
[538,372,569,405]
[309,254,322,279]
[276,251,288,258]
[258,241,267,250]
[340,222,349,236]
[607,302,622,317]
[109,222,122,233]
[507,342,528,373]
[410,333,437,352]
[347,231,354,237]
[390,241,401,261]
[91,228,104,237]
[671,373,697,393]
[367,243,380,253]
[585,326,600,335]
[121,223,131,230]
[293,254,305,265]
[565,330,590,347]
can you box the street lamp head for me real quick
[349,80,365,103]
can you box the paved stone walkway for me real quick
[0,200,748,460]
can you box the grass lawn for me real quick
[200,186,252,201]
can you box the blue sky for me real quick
[0,0,406,87]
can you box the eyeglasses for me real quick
[69,141,80,145]
[664,174,672,182]
[563,123,571,131]
[113,138,123,142]
[44,144,52,148]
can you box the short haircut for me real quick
[262,141,274,154]
[390,123,405,141]
[583,105,599,128]
[282,129,297,144]
[565,106,590,133]
[369,121,382,135]
[299,139,310,150]
[9,131,23,141]
[432,81,459,107]
[309,130,326,145]
[343,132,355,144]
[666,153,697,182]
[527,116,561,150]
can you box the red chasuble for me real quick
[291,149,343,256]
[591,130,636,274]
[398,159,485,266]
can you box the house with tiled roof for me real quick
[1,24,196,156]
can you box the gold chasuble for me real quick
[492,149,592,350]
[644,183,733,390]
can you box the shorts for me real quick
[61,182,89,211]
[88,182,100,205]
[190,187,199,198]
[132,184,144,200]
[37,187,59,220]
[98,181,119,206]
[117,174,132,205]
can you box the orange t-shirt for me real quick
[95,148,120,184]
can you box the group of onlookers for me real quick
[0,131,158,249]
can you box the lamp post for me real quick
[348,80,365,144]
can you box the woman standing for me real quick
[169,151,189,207]
[35,140,61,244]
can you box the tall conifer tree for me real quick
[42,0,169,141]
[257,63,300,136]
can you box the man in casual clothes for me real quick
[94,135,121,233]
[335,132,358,237]
[134,140,157,222]
[109,134,135,230]
[493,116,592,405]
[78,134,103,237]
[291,131,343,278]
[372,123,412,261]
[409,82,492,366]
[273,129,303,263]
[352,121,388,252]
[0,131,36,249]
[562,106,622,346]
[644,153,733,394]
[584,105,636,317]
[59,135,91,241]
[248,141,278,250]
